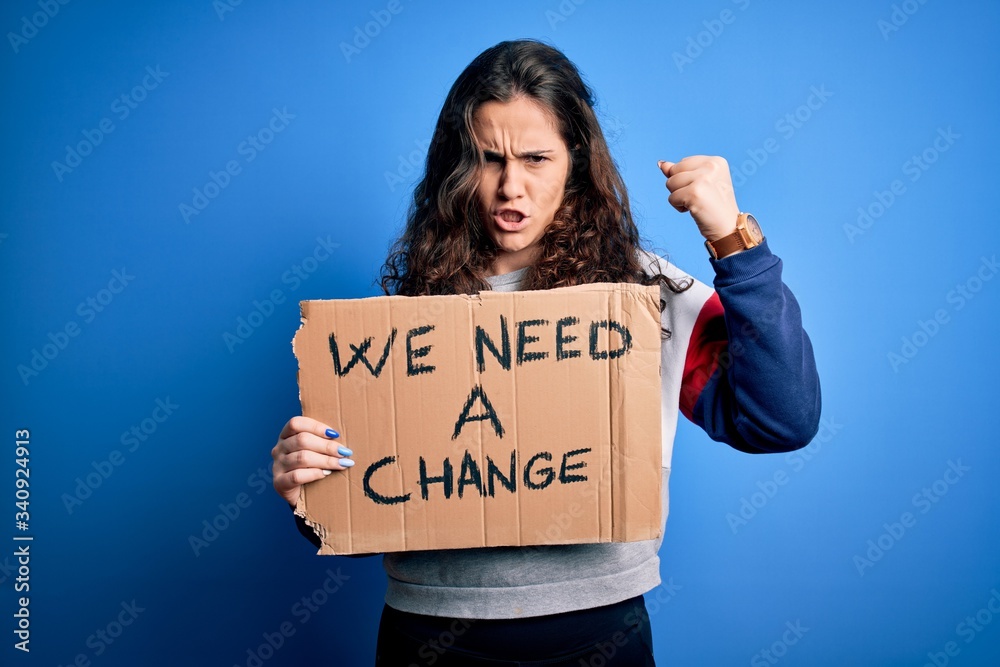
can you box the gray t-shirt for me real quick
[483,265,530,292]
[381,266,668,619]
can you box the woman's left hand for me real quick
[657,156,740,242]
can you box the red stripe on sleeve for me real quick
[679,292,728,423]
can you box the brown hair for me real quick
[380,39,690,304]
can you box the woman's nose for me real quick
[498,164,525,199]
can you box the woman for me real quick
[271,39,820,665]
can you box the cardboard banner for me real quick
[292,282,663,554]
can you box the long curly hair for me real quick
[380,39,690,304]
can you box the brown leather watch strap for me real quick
[705,212,763,259]
[706,232,746,259]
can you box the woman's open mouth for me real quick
[493,210,528,231]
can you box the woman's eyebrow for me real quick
[482,149,555,159]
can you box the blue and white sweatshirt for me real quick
[294,239,821,619]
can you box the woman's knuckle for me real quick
[290,432,310,451]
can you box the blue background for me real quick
[3,1,998,665]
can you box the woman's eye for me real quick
[525,155,547,164]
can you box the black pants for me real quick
[374,595,656,666]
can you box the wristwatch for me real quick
[705,212,764,259]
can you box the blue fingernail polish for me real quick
[325,428,339,438]
[337,445,353,457]
[340,459,355,468]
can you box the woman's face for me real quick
[472,96,572,275]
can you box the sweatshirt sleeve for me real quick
[677,239,821,453]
